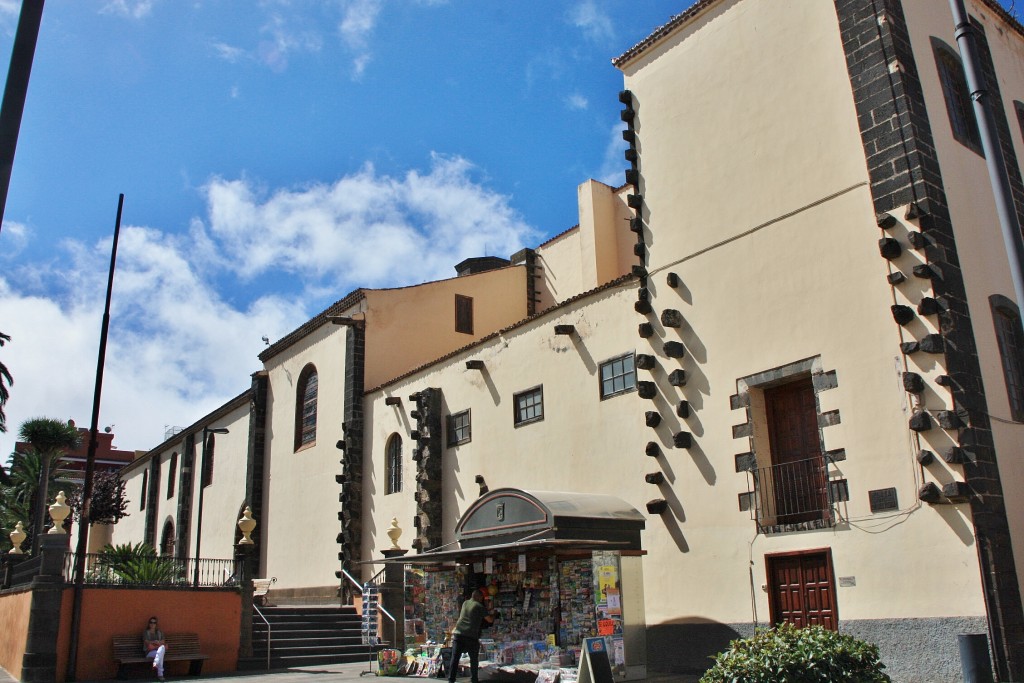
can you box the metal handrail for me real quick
[253,603,271,670]
[340,568,362,593]
[342,568,396,648]
[377,603,397,649]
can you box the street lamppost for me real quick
[193,426,228,586]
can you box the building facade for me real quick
[112,1,1024,680]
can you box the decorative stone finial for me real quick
[48,491,70,533]
[386,517,402,550]
[238,506,257,545]
[9,521,26,554]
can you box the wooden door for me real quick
[767,551,837,630]
[764,378,826,524]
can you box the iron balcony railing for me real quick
[63,553,240,588]
[745,455,844,530]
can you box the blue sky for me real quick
[0,0,1019,457]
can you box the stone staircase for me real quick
[241,605,377,670]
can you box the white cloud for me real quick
[199,153,539,288]
[597,122,628,187]
[566,94,589,111]
[339,0,382,79]
[568,1,614,43]
[0,226,306,459]
[0,153,539,458]
[101,0,157,19]
[0,221,29,257]
[213,42,247,64]
[258,14,323,73]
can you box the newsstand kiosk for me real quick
[388,488,648,681]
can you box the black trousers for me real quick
[447,634,480,683]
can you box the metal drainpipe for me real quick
[949,0,1024,310]
[948,3,1024,681]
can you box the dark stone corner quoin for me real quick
[832,0,1024,677]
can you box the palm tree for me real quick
[0,331,12,433]
[15,418,80,554]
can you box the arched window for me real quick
[385,434,402,495]
[139,470,148,511]
[160,519,175,557]
[931,37,982,152]
[295,364,318,450]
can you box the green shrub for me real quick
[97,542,181,585]
[699,622,891,683]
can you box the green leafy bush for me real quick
[699,622,891,683]
[97,542,182,585]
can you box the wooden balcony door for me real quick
[764,377,827,524]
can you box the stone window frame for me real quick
[447,409,471,447]
[294,363,318,451]
[931,37,983,155]
[385,433,402,495]
[166,451,177,499]
[990,294,1024,422]
[599,352,637,400]
[730,356,844,534]
[513,385,544,427]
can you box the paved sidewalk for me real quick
[3,661,700,683]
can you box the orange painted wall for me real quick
[0,588,33,680]
[56,587,241,682]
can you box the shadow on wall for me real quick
[646,618,753,675]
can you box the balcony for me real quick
[744,456,845,533]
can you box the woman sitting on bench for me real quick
[143,616,167,681]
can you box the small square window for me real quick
[514,386,544,426]
[455,295,474,335]
[600,353,636,399]
[448,410,471,446]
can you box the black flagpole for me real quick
[66,193,123,681]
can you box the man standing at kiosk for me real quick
[447,588,495,683]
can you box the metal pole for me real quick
[66,193,124,681]
[0,0,44,233]
[949,0,1024,310]
[193,430,210,587]
[193,427,226,587]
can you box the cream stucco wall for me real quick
[111,458,152,548]
[362,234,986,631]
[612,0,985,626]
[262,322,348,591]
[900,0,1024,601]
[111,403,248,564]
[363,267,528,390]
[190,404,250,562]
[535,228,584,309]
[620,0,870,274]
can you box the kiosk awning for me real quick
[373,488,646,565]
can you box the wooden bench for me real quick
[113,633,209,678]
[253,576,276,606]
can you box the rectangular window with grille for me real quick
[600,353,636,399]
[514,386,544,426]
[448,409,471,446]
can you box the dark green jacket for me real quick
[452,598,487,639]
